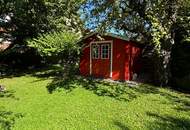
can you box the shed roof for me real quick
[78,32,130,43]
[78,32,145,49]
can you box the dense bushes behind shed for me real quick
[171,41,190,91]
[0,45,42,69]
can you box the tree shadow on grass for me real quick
[0,91,15,99]
[130,84,160,94]
[129,84,190,113]
[147,89,190,113]
[175,99,190,112]
[0,90,23,130]
[113,121,130,130]
[46,75,190,112]
[146,112,190,130]
[172,97,190,113]
[0,65,63,79]
[31,66,65,79]
[46,76,156,102]
[164,92,190,112]
[0,107,23,130]
[4,64,189,110]
[47,76,96,93]
[0,90,19,100]
[3,65,189,111]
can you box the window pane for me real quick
[92,45,99,59]
[101,44,109,59]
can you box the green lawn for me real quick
[0,66,190,130]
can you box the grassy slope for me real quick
[0,69,190,130]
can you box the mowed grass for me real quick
[0,67,190,130]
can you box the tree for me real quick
[0,0,86,43]
[0,0,87,68]
[82,0,189,86]
[170,3,190,90]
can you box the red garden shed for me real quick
[79,32,143,81]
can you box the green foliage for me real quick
[184,37,190,42]
[0,0,50,39]
[83,0,189,50]
[146,15,167,53]
[45,0,86,33]
[176,4,190,43]
[27,31,80,63]
[0,0,86,42]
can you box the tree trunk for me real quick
[154,0,177,86]
[154,46,173,86]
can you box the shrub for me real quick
[0,45,42,69]
[27,31,81,64]
[173,75,190,91]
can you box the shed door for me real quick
[91,43,111,78]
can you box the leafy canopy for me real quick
[27,31,80,58]
[82,0,189,49]
[0,0,87,42]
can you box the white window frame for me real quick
[92,44,100,59]
[101,44,110,59]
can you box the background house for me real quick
[0,27,13,52]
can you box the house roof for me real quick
[0,26,15,51]
[0,27,7,33]
[0,41,12,51]
[78,32,130,43]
